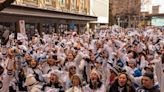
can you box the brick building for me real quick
[109,0,141,28]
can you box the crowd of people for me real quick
[0,26,163,92]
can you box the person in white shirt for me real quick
[66,74,83,92]
[0,64,13,92]
[83,69,106,92]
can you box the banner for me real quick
[19,20,26,35]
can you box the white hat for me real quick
[66,62,76,70]
[107,63,122,75]
[90,69,102,80]
[18,45,28,52]
[48,69,60,77]
[57,55,66,65]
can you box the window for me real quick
[23,0,38,5]
[81,0,85,9]
[58,24,68,33]
[45,0,52,5]
[25,23,37,40]
[152,6,159,14]
[42,24,55,34]
[61,0,64,4]
[59,0,65,7]
[72,0,76,9]
[65,0,70,9]
[0,22,15,45]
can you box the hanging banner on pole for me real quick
[19,20,26,35]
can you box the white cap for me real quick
[18,45,28,52]
[65,62,76,70]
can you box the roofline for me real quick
[0,4,97,21]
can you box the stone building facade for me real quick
[109,0,141,28]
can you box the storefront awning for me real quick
[0,4,97,21]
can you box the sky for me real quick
[142,0,164,13]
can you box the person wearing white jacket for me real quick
[66,74,83,92]
[25,74,42,92]
[0,65,13,92]
[154,54,164,92]
[83,69,106,92]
